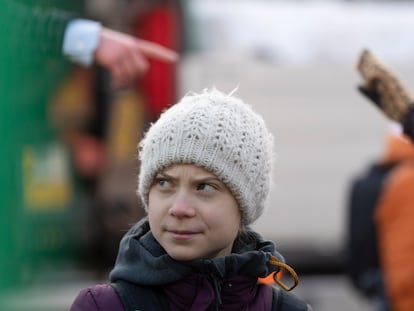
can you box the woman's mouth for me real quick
[168,230,200,240]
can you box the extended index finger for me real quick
[136,39,178,63]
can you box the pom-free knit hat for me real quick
[138,88,274,225]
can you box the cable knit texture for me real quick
[138,89,275,225]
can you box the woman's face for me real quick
[148,164,241,261]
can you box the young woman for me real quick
[70,88,312,310]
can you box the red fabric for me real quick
[132,6,180,120]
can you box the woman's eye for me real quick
[156,179,170,188]
[197,183,216,191]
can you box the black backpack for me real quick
[112,280,311,311]
[344,161,397,297]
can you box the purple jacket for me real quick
[70,278,273,311]
[70,220,284,310]
[71,284,123,311]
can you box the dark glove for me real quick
[357,49,414,142]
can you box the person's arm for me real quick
[3,1,178,88]
[356,49,414,143]
[2,1,74,58]
[376,163,414,310]
[63,20,178,88]
[70,288,100,311]
[70,284,123,311]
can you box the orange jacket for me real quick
[376,133,414,311]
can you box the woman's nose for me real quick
[169,193,196,218]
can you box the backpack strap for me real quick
[111,280,170,311]
[272,287,312,311]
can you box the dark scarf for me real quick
[109,219,284,310]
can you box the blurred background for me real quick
[2,0,414,310]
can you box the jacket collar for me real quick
[109,218,285,286]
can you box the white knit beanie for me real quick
[138,88,275,225]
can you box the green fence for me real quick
[0,0,85,290]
